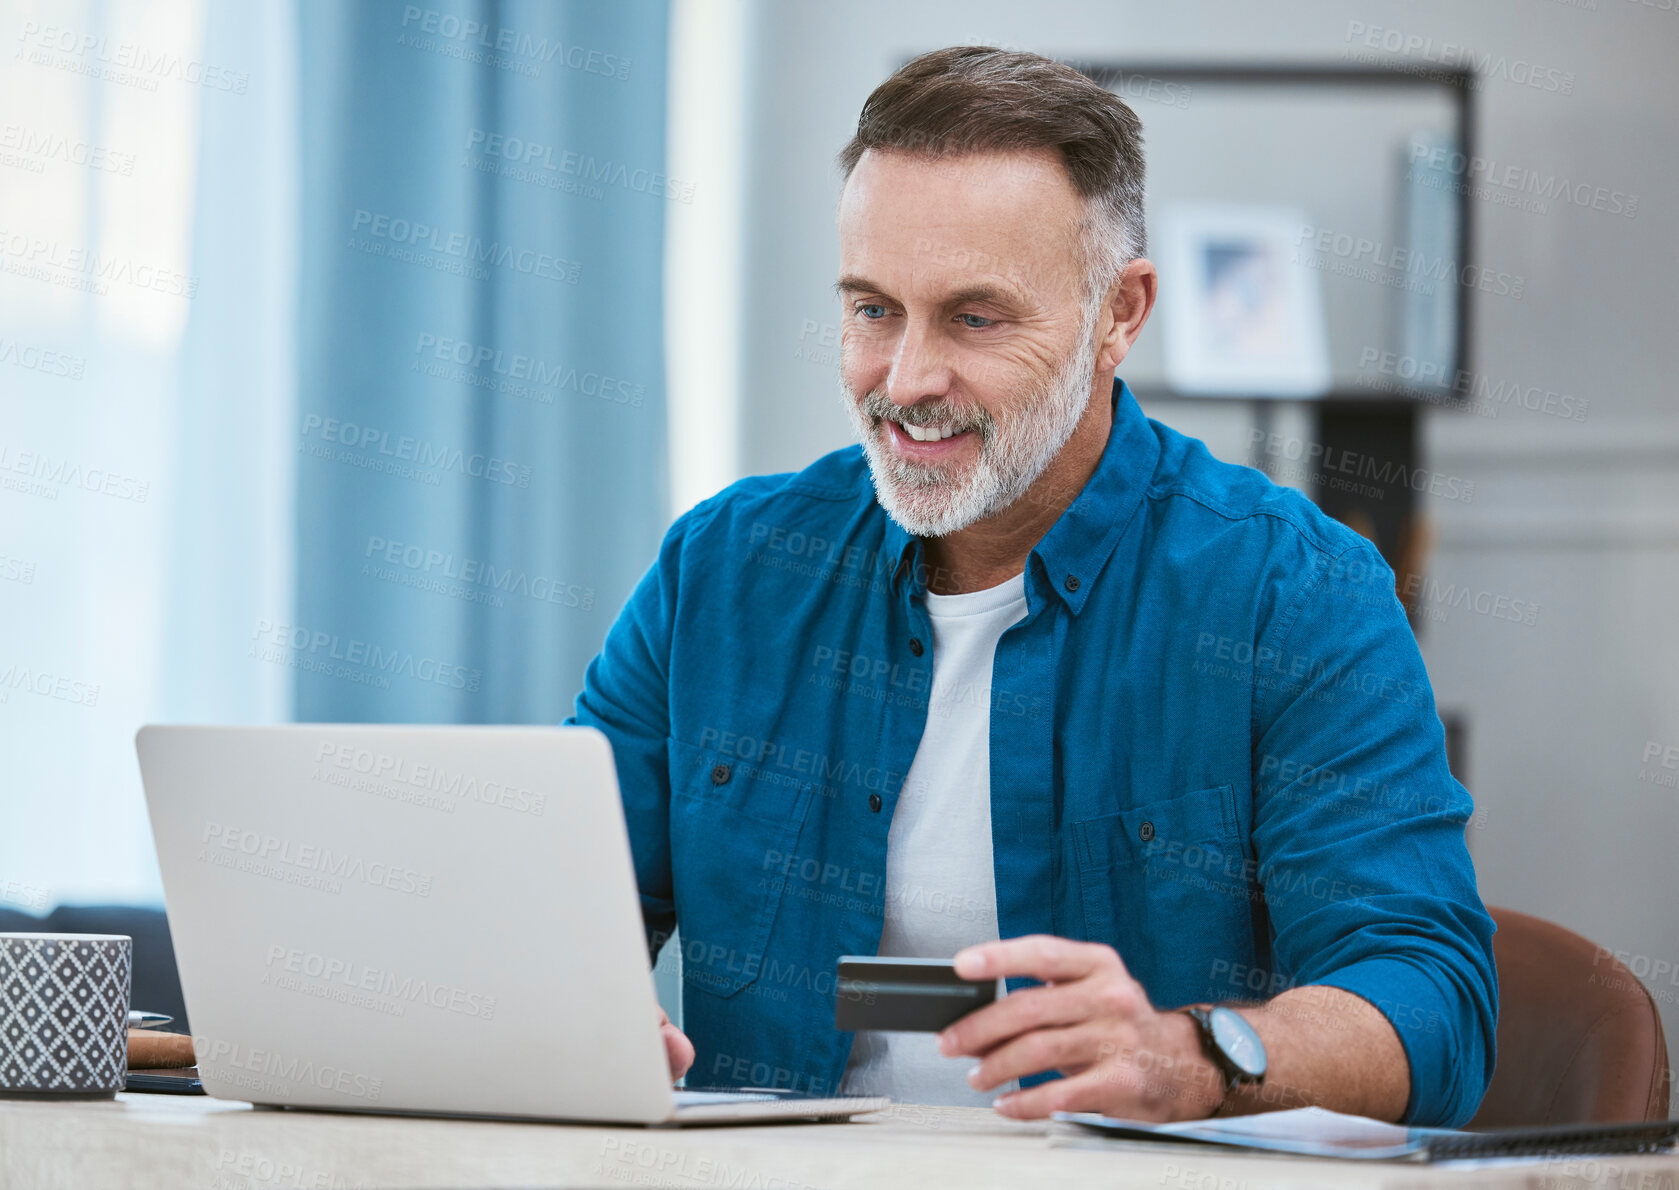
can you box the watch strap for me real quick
[1181,1005,1253,1116]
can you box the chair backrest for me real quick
[1470,905,1671,1127]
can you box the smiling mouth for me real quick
[881,416,975,454]
[894,419,961,442]
[873,411,980,446]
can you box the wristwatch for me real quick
[1183,1005,1267,1112]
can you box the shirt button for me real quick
[711,764,731,785]
[1138,820,1155,842]
[908,637,924,657]
[868,793,883,813]
[1064,574,1080,593]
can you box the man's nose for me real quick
[885,317,954,407]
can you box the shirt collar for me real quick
[1032,376,1159,615]
[880,507,922,597]
[882,377,1159,613]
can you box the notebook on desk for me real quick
[1050,1106,1679,1162]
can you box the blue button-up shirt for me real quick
[569,378,1497,1127]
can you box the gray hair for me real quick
[837,45,1147,311]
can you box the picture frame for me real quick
[1159,203,1332,399]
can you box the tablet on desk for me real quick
[125,1067,204,1095]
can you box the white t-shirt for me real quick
[838,572,1028,1105]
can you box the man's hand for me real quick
[937,935,1226,1121]
[657,1004,694,1084]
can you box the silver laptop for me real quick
[135,724,887,1126]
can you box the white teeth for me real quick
[898,421,957,443]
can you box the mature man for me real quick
[569,46,1496,1127]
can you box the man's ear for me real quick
[1096,258,1159,373]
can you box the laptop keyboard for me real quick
[673,1089,788,1105]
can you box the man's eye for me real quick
[857,304,887,320]
[959,314,994,329]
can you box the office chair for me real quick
[1469,905,1671,1127]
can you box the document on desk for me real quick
[1050,1107,1679,1162]
[1052,1107,1425,1160]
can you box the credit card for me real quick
[834,955,999,1032]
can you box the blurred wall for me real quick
[714,0,1679,1085]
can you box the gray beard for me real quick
[842,316,1100,539]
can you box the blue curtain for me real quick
[294,0,670,723]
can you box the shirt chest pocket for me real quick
[667,737,817,999]
[1072,783,1249,993]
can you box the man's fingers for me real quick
[989,1066,1115,1119]
[952,934,1121,983]
[655,1004,693,1083]
[991,1053,1206,1122]
[661,1022,695,1083]
[940,956,1149,1059]
[966,1023,1112,1092]
[940,981,1106,1058]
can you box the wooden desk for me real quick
[2,1093,1677,1190]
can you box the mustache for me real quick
[856,388,993,437]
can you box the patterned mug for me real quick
[0,933,132,1097]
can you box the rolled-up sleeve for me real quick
[1249,540,1498,1128]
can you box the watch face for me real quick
[1208,1006,1267,1079]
